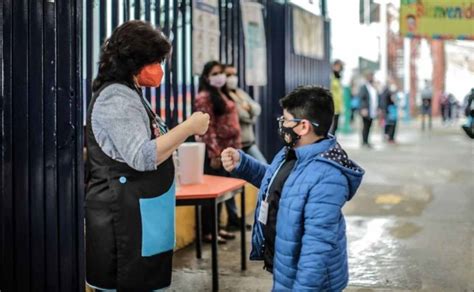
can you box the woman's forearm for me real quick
[155,122,192,165]
[155,111,210,166]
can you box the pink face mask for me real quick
[209,74,227,88]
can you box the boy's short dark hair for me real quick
[280,86,334,137]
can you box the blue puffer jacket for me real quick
[233,137,364,291]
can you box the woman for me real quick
[224,65,266,163]
[194,61,241,243]
[85,20,209,291]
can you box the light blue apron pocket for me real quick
[139,182,176,257]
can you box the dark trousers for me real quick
[421,99,432,130]
[362,117,373,145]
[329,114,340,135]
[385,122,397,141]
[225,199,240,226]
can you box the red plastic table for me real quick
[176,175,247,292]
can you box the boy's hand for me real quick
[221,148,240,172]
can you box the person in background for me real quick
[86,20,209,291]
[462,88,474,139]
[358,71,379,148]
[349,76,361,123]
[420,80,433,130]
[224,64,266,230]
[380,80,398,143]
[440,92,450,124]
[194,60,241,243]
[224,64,266,163]
[447,93,456,123]
[330,59,344,135]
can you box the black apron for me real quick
[85,83,175,291]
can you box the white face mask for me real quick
[226,75,239,90]
[209,74,227,88]
[390,84,397,92]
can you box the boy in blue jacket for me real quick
[221,86,365,291]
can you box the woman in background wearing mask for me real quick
[86,20,209,291]
[224,65,266,163]
[194,61,241,243]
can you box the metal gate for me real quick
[1,0,84,291]
[257,1,331,158]
[83,0,247,128]
[1,1,330,290]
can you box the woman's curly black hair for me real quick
[92,20,171,92]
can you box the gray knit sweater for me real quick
[91,83,157,171]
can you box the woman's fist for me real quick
[186,112,210,136]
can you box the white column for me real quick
[379,0,388,84]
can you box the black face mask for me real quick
[278,123,301,148]
[333,70,342,79]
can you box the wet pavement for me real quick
[171,119,474,291]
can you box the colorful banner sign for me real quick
[400,0,474,40]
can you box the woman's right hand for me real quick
[186,112,210,135]
[221,147,240,172]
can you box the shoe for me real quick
[218,230,236,240]
[203,234,227,244]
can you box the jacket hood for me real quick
[284,136,364,201]
[315,138,364,200]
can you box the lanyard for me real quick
[138,90,169,135]
[262,159,286,202]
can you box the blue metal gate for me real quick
[1,1,329,290]
[257,1,331,158]
[83,0,247,128]
[1,0,84,291]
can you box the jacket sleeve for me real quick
[242,90,262,122]
[235,89,261,124]
[92,88,157,171]
[331,78,343,114]
[232,150,268,188]
[293,169,348,290]
[236,102,254,124]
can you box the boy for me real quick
[221,86,365,291]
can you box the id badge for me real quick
[258,201,269,225]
